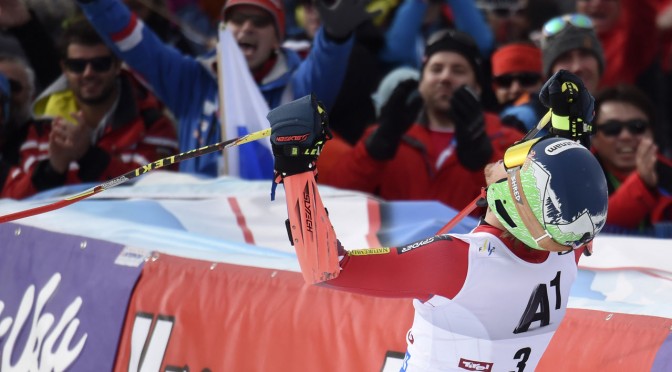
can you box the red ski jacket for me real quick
[319,113,522,211]
[2,71,179,199]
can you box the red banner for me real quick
[114,253,672,371]
[115,254,414,371]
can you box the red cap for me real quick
[224,0,286,40]
[491,43,542,77]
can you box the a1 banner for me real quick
[0,223,145,371]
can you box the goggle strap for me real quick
[533,232,552,243]
[507,168,571,252]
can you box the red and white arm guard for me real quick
[283,172,341,284]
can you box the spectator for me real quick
[576,0,659,89]
[540,13,603,93]
[0,54,38,180]
[501,13,604,132]
[0,0,62,93]
[0,72,18,189]
[2,20,179,199]
[76,0,367,177]
[591,84,672,231]
[320,30,523,211]
[268,81,608,371]
[491,42,542,110]
[476,0,530,44]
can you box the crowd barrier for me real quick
[0,173,669,371]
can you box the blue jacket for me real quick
[379,0,494,69]
[78,0,353,177]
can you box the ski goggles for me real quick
[542,14,593,38]
[63,56,115,73]
[596,119,648,137]
[502,137,542,170]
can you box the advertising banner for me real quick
[0,223,145,371]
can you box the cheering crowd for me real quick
[0,0,671,236]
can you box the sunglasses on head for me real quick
[542,14,593,38]
[63,56,115,74]
[596,119,648,137]
[493,73,541,88]
[227,12,274,28]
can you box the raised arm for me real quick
[269,94,470,299]
[76,0,215,118]
[268,94,340,284]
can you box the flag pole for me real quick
[216,22,229,176]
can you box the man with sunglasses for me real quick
[490,42,543,133]
[498,13,605,134]
[1,20,179,199]
[591,84,672,232]
[75,0,370,178]
[268,71,608,370]
[319,29,522,212]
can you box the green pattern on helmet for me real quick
[486,174,545,250]
[487,138,608,251]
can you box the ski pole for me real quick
[0,128,271,223]
[435,110,553,235]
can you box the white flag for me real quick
[217,26,274,179]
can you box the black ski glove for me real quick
[365,79,422,160]
[269,94,332,182]
[539,69,595,146]
[316,0,380,41]
[451,85,492,170]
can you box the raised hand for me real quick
[451,85,492,170]
[316,0,380,40]
[48,113,93,173]
[637,137,658,188]
[539,69,595,142]
[365,78,421,160]
[269,94,332,180]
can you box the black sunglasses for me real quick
[491,7,525,18]
[596,119,648,137]
[63,56,115,73]
[493,73,541,88]
[227,12,274,28]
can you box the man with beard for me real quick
[2,20,179,199]
[319,29,523,212]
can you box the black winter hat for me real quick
[423,29,485,89]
